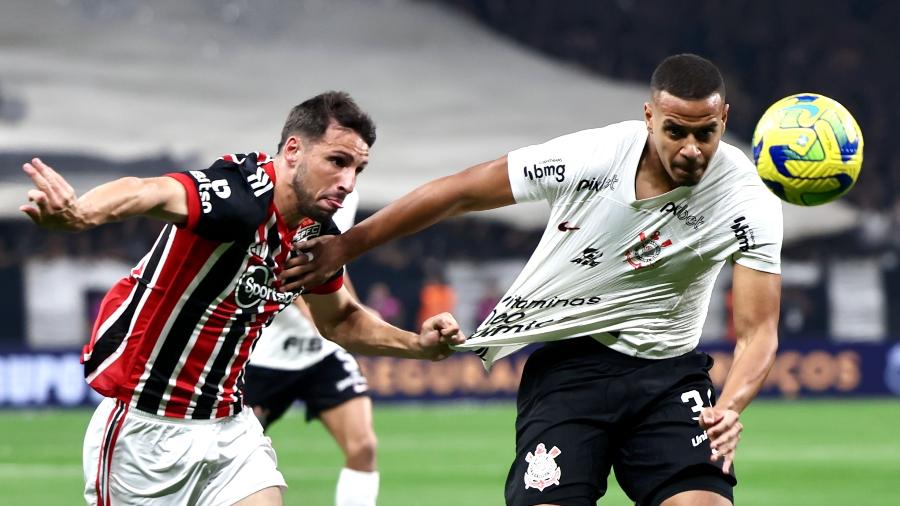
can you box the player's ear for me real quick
[721,103,730,128]
[282,135,304,164]
[643,102,653,132]
[282,135,303,156]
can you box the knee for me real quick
[345,431,378,469]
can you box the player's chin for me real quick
[673,168,704,186]
[307,205,337,222]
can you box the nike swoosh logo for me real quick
[558,221,580,231]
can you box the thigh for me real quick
[505,347,619,506]
[85,400,201,505]
[94,407,211,505]
[83,397,120,505]
[652,481,733,506]
[301,350,370,422]
[613,355,736,504]
[318,396,375,450]
[505,420,612,506]
[318,396,377,470]
[201,410,287,506]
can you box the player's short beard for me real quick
[669,161,704,186]
[292,160,333,223]
[676,172,703,186]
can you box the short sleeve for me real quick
[507,130,598,204]
[731,195,783,274]
[166,153,274,243]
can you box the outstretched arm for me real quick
[281,155,515,290]
[341,155,515,257]
[701,263,780,473]
[20,157,188,231]
[302,285,465,360]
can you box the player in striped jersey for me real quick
[19,91,464,506]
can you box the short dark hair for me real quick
[650,54,725,101]
[277,91,376,153]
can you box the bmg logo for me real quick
[523,163,566,183]
[731,216,753,252]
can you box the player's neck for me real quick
[274,187,304,227]
[634,139,677,200]
[272,156,304,227]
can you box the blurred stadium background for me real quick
[1,0,898,504]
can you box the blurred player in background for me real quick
[283,55,782,506]
[245,191,381,506]
[18,91,463,506]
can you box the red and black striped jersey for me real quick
[81,152,344,419]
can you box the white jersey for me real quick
[248,192,359,371]
[456,121,783,367]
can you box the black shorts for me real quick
[243,350,369,427]
[505,336,735,506]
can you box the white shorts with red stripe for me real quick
[82,398,286,505]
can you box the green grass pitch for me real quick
[1,400,898,505]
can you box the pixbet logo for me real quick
[576,175,619,193]
[660,201,706,230]
[523,159,566,183]
[189,170,231,214]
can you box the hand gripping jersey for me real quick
[248,191,359,371]
[456,121,783,368]
[81,153,344,419]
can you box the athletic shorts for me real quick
[243,349,369,426]
[505,336,736,506]
[83,397,286,505]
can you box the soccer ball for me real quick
[751,93,864,206]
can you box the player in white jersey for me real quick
[283,54,782,506]
[245,191,381,506]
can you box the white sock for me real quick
[336,468,379,506]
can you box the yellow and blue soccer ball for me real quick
[751,93,864,206]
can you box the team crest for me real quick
[625,230,673,270]
[293,217,322,244]
[523,443,562,492]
